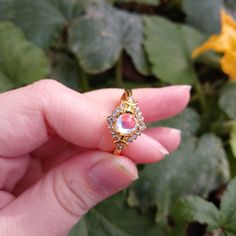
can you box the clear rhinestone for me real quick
[136,130,141,136]
[117,143,124,150]
[132,134,137,140]
[112,107,121,116]
[111,131,119,140]
[139,122,146,131]
[137,111,142,117]
[107,116,114,124]
[113,135,119,140]
[128,137,133,143]
[137,112,144,121]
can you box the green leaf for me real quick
[69,2,149,74]
[128,134,230,224]
[152,107,200,136]
[176,178,236,235]
[112,0,159,6]
[49,50,79,90]
[118,11,150,75]
[219,82,236,120]
[10,0,87,49]
[230,123,236,158]
[0,22,49,91]
[144,16,205,84]
[0,0,13,21]
[68,2,121,74]
[68,192,164,236]
[68,217,88,236]
[8,0,149,75]
[221,178,236,233]
[175,196,221,231]
[183,0,222,35]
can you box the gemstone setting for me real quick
[107,93,145,152]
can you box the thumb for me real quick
[0,151,138,236]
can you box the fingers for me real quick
[0,151,138,236]
[13,126,181,194]
[145,127,181,153]
[84,85,191,122]
[0,155,29,191]
[123,133,169,163]
[0,80,189,165]
[41,81,190,155]
[0,191,15,210]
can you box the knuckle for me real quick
[29,79,63,109]
[52,169,93,218]
[30,79,61,98]
[32,79,61,91]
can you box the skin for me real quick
[0,80,190,236]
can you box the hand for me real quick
[0,80,190,236]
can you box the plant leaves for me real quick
[8,0,149,75]
[0,0,13,21]
[128,134,230,224]
[152,107,200,136]
[0,22,49,91]
[48,50,79,90]
[10,0,87,49]
[183,0,222,35]
[112,0,160,6]
[68,192,164,236]
[174,196,221,231]
[144,16,205,84]
[219,82,236,120]
[69,2,149,74]
[230,123,236,158]
[68,2,121,74]
[220,178,236,234]
[175,178,236,235]
[118,10,150,75]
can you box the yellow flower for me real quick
[192,9,236,80]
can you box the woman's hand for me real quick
[0,80,190,236]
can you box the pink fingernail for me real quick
[142,135,169,155]
[169,128,181,135]
[180,85,192,91]
[89,157,138,194]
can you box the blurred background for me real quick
[0,0,236,235]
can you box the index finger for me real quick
[0,80,190,161]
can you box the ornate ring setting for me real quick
[107,89,146,155]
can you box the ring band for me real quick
[107,89,146,155]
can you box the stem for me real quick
[77,60,89,92]
[193,77,207,112]
[115,54,124,88]
[79,68,89,92]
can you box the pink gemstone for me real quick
[121,113,136,129]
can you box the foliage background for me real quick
[0,0,236,235]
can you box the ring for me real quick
[107,89,146,155]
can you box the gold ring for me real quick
[107,89,146,155]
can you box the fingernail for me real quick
[143,134,169,155]
[169,128,181,135]
[89,157,138,194]
[180,85,192,91]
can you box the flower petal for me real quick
[192,9,236,58]
[221,52,236,80]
